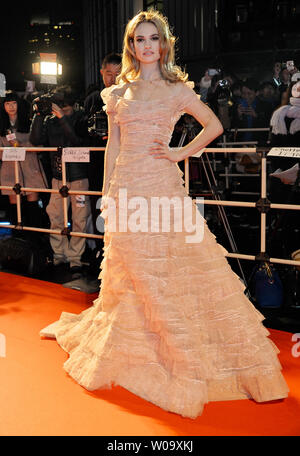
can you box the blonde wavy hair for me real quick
[117,9,188,84]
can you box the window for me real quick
[235,3,248,23]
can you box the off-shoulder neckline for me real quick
[116,95,175,103]
[105,80,194,104]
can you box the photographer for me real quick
[206,74,233,131]
[84,53,122,120]
[85,53,121,245]
[30,86,90,279]
[85,52,121,157]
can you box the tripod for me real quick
[178,118,248,287]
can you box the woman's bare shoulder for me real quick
[110,81,129,97]
[174,80,195,93]
[101,81,128,101]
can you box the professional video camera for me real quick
[88,110,108,140]
[214,79,232,107]
[33,92,65,116]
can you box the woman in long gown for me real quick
[41,10,288,419]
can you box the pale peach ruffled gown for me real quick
[41,80,289,419]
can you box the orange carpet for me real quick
[0,271,299,436]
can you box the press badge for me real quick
[6,132,16,142]
[76,195,86,207]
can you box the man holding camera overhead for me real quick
[30,85,90,279]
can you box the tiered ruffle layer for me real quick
[45,82,288,418]
[55,198,288,418]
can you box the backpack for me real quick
[0,234,52,276]
[253,262,283,309]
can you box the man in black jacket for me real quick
[30,86,90,278]
[84,53,121,156]
[84,53,121,244]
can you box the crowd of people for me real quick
[0,52,122,280]
[196,62,300,141]
[0,53,300,280]
[196,62,300,258]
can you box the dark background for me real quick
[1,1,300,95]
[0,1,84,92]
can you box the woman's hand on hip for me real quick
[149,140,182,162]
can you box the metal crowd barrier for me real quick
[0,147,106,240]
[0,146,300,269]
[186,146,300,268]
[217,127,271,191]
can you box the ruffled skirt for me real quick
[45,163,289,418]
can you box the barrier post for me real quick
[261,151,267,254]
[60,147,70,234]
[255,149,271,262]
[14,161,22,227]
[222,133,230,190]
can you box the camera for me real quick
[215,79,232,106]
[33,92,65,116]
[218,79,229,88]
[88,110,108,139]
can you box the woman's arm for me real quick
[179,98,224,159]
[150,96,224,162]
[101,114,120,196]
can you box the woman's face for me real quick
[4,100,18,118]
[132,22,161,65]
